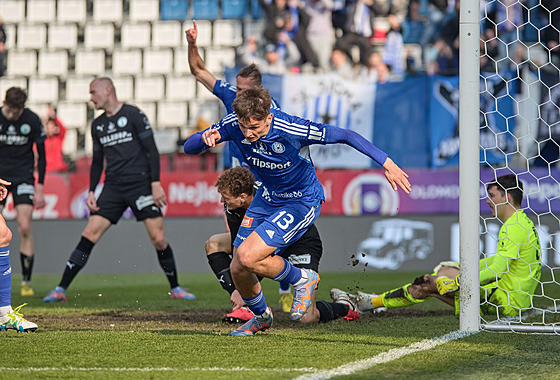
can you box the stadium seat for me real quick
[111,76,134,101]
[135,76,165,101]
[26,102,49,117]
[84,130,93,155]
[174,47,190,74]
[65,75,95,102]
[27,0,57,23]
[143,48,174,75]
[0,1,25,24]
[130,100,157,125]
[56,101,89,130]
[28,77,59,104]
[152,21,183,48]
[188,100,221,127]
[38,50,69,77]
[251,0,264,19]
[93,0,124,23]
[129,0,160,22]
[57,0,88,24]
[48,23,79,50]
[4,24,15,50]
[121,22,152,49]
[160,0,189,21]
[62,128,79,156]
[17,24,47,50]
[213,20,243,46]
[166,75,197,101]
[153,129,181,154]
[183,20,212,47]
[112,48,143,75]
[196,82,216,100]
[74,49,106,76]
[84,23,115,50]
[204,47,236,74]
[157,101,188,128]
[0,77,28,97]
[6,50,37,77]
[222,0,249,19]
[192,0,219,20]
[244,19,265,41]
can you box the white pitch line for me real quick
[294,330,479,380]
[0,366,318,373]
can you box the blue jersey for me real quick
[213,80,280,171]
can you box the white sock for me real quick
[0,305,12,317]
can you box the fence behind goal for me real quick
[460,0,560,333]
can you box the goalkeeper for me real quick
[335,174,541,317]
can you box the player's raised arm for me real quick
[185,20,217,93]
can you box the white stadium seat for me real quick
[152,21,183,48]
[204,47,236,74]
[6,50,37,77]
[0,77,28,97]
[27,0,57,23]
[56,101,89,130]
[62,128,79,156]
[112,48,143,75]
[0,1,25,24]
[196,82,216,100]
[28,77,59,103]
[130,100,157,125]
[121,22,151,49]
[166,75,196,101]
[75,49,106,76]
[4,24,16,50]
[153,129,180,154]
[143,48,173,75]
[38,50,69,76]
[213,20,243,47]
[17,24,47,50]
[173,47,190,74]
[111,76,134,101]
[134,76,165,101]
[183,20,212,47]
[188,100,221,126]
[84,23,115,50]
[129,0,160,22]
[57,0,87,24]
[157,101,188,128]
[48,23,79,50]
[93,0,123,23]
[65,75,95,102]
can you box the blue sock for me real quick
[0,246,11,307]
[279,280,291,292]
[242,287,268,316]
[272,258,302,285]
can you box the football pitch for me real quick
[3,271,560,379]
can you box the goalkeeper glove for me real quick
[436,275,460,296]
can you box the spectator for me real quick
[302,0,336,72]
[0,18,6,77]
[487,0,524,71]
[384,14,405,76]
[402,0,426,45]
[419,0,448,46]
[43,105,68,173]
[480,28,499,73]
[425,37,458,76]
[336,0,377,65]
[360,50,389,83]
[238,36,301,74]
[330,47,355,79]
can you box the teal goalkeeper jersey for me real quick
[479,210,542,309]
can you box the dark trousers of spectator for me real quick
[336,32,372,65]
[0,52,5,77]
[294,31,320,68]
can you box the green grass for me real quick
[2,271,560,379]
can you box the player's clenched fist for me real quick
[202,128,221,147]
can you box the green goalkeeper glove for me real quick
[436,275,460,296]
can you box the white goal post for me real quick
[460,0,560,333]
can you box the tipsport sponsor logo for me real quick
[245,156,291,170]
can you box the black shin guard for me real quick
[59,236,95,289]
[20,253,34,282]
[157,244,179,289]
[207,251,236,295]
[316,301,350,322]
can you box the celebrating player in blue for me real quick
[184,87,411,336]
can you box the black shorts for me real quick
[93,180,162,224]
[0,180,35,206]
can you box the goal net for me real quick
[461,0,560,333]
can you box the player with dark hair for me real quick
[339,174,541,318]
[43,77,195,302]
[0,87,46,297]
[0,177,37,332]
[211,166,359,324]
[184,87,410,335]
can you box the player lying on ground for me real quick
[209,167,359,324]
[0,177,37,332]
[185,87,410,336]
[333,175,541,318]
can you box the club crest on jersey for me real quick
[117,116,127,127]
[241,216,253,228]
[272,142,285,153]
[253,141,272,155]
[20,124,31,135]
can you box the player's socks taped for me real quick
[207,251,236,295]
[157,244,179,289]
[20,253,34,282]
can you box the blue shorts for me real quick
[233,194,322,250]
